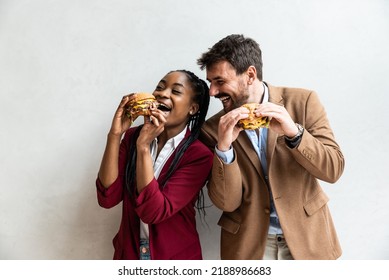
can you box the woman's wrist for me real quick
[136,142,150,154]
[107,131,123,139]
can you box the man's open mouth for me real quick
[218,96,231,103]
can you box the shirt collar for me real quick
[157,125,187,149]
[262,82,269,103]
[171,126,187,149]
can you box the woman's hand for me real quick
[136,109,166,149]
[109,95,133,137]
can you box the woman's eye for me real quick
[172,89,181,94]
[155,85,163,91]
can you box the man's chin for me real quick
[222,103,233,113]
[220,99,236,113]
[222,102,241,113]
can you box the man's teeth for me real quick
[219,96,230,102]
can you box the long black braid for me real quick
[124,70,210,217]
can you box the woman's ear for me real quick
[189,103,200,115]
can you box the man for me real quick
[198,34,345,260]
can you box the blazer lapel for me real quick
[235,131,266,181]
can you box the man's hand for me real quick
[255,102,298,137]
[217,107,249,151]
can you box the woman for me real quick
[96,70,213,260]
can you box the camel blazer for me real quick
[199,83,345,260]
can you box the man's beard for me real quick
[219,79,250,112]
[232,83,251,109]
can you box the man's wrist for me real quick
[285,123,304,142]
[216,143,231,152]
[285,123,304,148]
[215,144,234,164]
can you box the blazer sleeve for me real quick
[290,91,345,183]
[134,142,213,224]
[207,153,243,212]
[96,128,134,209]
[200,123,243,212]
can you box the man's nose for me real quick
[209,84,219,96]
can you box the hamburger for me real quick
[125,92,157,122]
[238,103,270,130]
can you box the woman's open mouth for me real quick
[157,103,171,112]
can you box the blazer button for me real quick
[264,208,270,214]
[141,246,149,253]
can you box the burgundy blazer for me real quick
[97,127,213,260]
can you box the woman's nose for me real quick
[154,89,170,98]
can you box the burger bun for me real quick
[238,103,270,130]
[125,92,157,121]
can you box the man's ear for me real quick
[247,65,257,84]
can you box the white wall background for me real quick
[1,0,388,260]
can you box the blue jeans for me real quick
[140,239,150,260]
[263,234,294,260]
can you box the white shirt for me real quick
[140,126,187,240]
